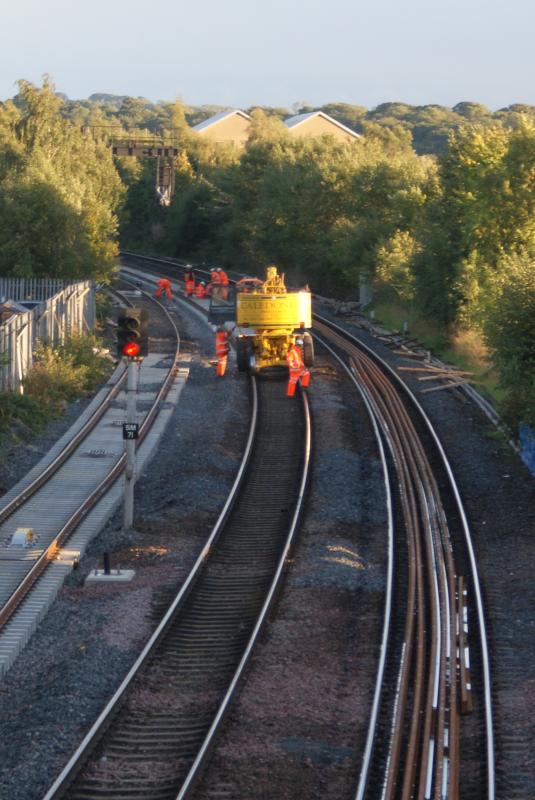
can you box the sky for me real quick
[2,0,535,110]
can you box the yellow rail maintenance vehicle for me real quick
[235,266,313,374]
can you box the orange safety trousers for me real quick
[215,332,230,377]
[287,368,310,396]
[286,346,310,396]
[156,281,172,299]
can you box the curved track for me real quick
[314,315,494,800]
[114,252,494,797]
[43,379,312,800]
[0,289,182,678]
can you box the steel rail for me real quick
[355,351,454,800]
[362,352,460,799]
[317,325,462,798]
[312,334,394,800]
[351,351,430,800]
[175,386,312,800]
[314,313,495,800]
[119,253,492,796]
[0,290,136,536]
[42,378,260,800]
[323,327,458,798]
[0,289,181,630]
[43,379,310,800]
[0,369,127,532]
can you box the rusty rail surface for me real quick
[314,316,494,800]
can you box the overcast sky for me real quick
[2,0,534,110]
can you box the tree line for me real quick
[53,92,535,156]
[1,81,535,428]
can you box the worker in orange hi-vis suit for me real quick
[218,267,230,299]
[155,277,172,299]
[184,266,196,296]
[215,326,232,377]
[286,338,311,397]
[209,267,221,300]
[195,281,207,299]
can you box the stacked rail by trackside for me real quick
[313,316,494,800]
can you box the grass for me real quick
[0,334,113,461]
[370,299,502,402]
[0,393,49,439]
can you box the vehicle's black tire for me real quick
[303,333,314,367]
[237,338,249,372]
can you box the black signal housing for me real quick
[117,307,149,358]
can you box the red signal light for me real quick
[123,342,140,358]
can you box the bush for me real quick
[60,334,111,387]
[23,334,112,415]
[0,392,49,439]
[483,253,535,427]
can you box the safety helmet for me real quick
[201,280,206,285]
[217,267,222,272]
[210,268,216,273]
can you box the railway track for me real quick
[99,254,496,796]
[43,378,311,800]
[314,316,494,800]
[0,288,184,679]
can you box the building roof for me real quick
[284,111,360,139]
[193,109,252,132]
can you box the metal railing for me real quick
[0,280,95,392]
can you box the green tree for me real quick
[0,78,124,280]
[437,121,535,323]
[452,101,491,120]
[483,252,535,425]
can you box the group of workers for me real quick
[156,265,231,301]
[184,266,230,299]
[155,270,310,394]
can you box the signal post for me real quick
[123,358,138,530]
[116,307,149,530]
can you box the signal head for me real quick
[117,307,149,358]
[123,341,140,358]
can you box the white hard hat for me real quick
[217,267,222,271]
[201,281,206,285]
